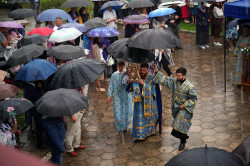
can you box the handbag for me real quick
[107,55,115,66]
[199,20,207,27]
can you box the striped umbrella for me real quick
[49,28,82,43]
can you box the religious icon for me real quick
[127,65,140,82]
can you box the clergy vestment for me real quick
[107,71,133,131]
[233,35,250,85]
[153,71,197,135]
[130,73,159,140]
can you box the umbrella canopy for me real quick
[8,0,30,3]
[224,0,250,20]
[0,143,55,166]
[232,135,250,166]
[0,98,34,121]
[26,27,54,36]
[8,8,35,20]
[17,34,49,46]
[35,88,88,117]
[87,27,120,37]
[123,15,149,24]
[148,8,176,17]
[127,0,154,8]
[0,70,7,82]
[0,21,23,29]
[58,23,88,32]
[7,44,47,67]
[107,38,155,63]
[165,147,244,166]
[47,45,86,60]
[158,1,186,8]
[15,59,57,82]
[100,1,124,13]
[61,0,92,8]
[0,84,19,100]
[127,28,182,50]
[37,9,72,21]
[49,58,106,89]
[84,17,106,30]
[227,18,250,28]
[48,28,82,43]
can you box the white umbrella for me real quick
[48,28,82,43]
[158,1,186,8]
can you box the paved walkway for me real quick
[18,32,250,166]
[1,8,249,166]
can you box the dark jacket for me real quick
[196,8,210,33]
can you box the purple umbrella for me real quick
[123,15,149,24]
[87,27,120,37]
[0,21,23,29]
[58,23,88,32]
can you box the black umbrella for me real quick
[127,28,182,50]
[107,38,155,63]
[17,34,49,47]
[8,8,35,20]
[232,135,250,166]
[127,0,154,8]
[35,88,88,117]
[61,0,92,8]
[0,98,34,121]
[47,45,86,60]
[85,17,106,30]
[165,146,244,166]
[8,0,31,3]
[49,58,106,89]
[7,44,47,67]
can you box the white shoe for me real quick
[213,42,222,46]
[199,45,205,49]
[204,44,210,48]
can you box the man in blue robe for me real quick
[153,66,197,150]
[127,63,161,143]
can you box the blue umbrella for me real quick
[58,23,88,32]
[15,59,57,82]
[148,8,176,18]
[87,27,121,37]
[37,9,72,22]
[99,1,124,13]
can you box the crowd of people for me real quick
[0,0,249,166]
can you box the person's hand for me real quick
[153,64,158,72]
[16,130,21,135]
[107,97,111,103]
[128,78,132,83]
[102,44,106,49]
[62,117,66,123]
[102,60,106,63]
[7,35,11,41]
[11,121,17,134]
[71,115,77,123]
[72,40,76,46]
[136,79,144,85]
[174,15,179,20]
[170,20,175,24]
[179,105,185,109]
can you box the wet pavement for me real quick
[1,8,250,166]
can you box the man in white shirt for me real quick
[53,17,63,31]
[103,6,118,29]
